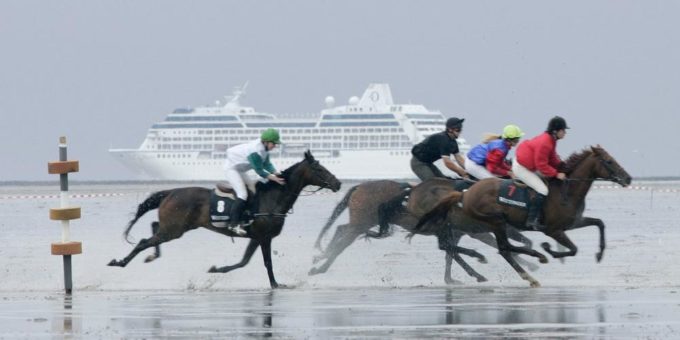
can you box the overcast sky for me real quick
[1,1,678,181]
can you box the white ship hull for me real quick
[111,148,450,180]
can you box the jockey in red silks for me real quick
[512,116,569,230]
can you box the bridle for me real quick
[564,154,621,183]
[560,154,623,200]
[300,160,336,195]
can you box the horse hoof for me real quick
[539,256,548,264]
[312,255,324,265]
[477,277,488,283]
[530,281,541,288]
[445,278,463,285]
[478,256,488,264]
[596,252,604,263]
[208,266,218,273]
[540,242,551,251]
[107,259,120,267]
[144,255,157,263]
[308,268,318,276]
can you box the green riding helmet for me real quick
[261,128,281,144]
[502,124,525,139]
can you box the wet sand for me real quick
[1,181,680,338]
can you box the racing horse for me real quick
[309,178,537,283]
[415,145,632,287]
[108,151,341,288]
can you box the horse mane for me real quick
[561,147,594,174]
[254,158,304,192]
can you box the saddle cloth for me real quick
[210,182,256,227]
[210,190,235,224]
[497,179,530,210]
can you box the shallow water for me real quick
[1,181,680,338]
[2,287,680,338]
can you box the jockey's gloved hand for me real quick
[267,174,286,185]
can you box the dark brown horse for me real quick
[309,178,537,283]
[108,151,341,288]
[416,145,632,287]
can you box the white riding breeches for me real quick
[512,159,548,195]
[464,155,494,180]
[224,168,256,200]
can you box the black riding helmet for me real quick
[546,116,569,132]
[446,117,465,130]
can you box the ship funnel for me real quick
[325,96,335,108]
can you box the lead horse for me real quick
[108,151,341,288]
[416,145,632,287]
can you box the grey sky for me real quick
[1,1,678,181]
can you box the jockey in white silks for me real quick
[223,128,285,235]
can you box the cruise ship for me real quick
[109,83,470,180]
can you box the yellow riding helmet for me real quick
[502,124,524,139]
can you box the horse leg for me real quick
[506,226,533,248]
[108,219,185,267]
[446,253,489,284]
[312,223,357,264]
[493,229,543,288]
[259,238,281,289]
[144,222,162,263]
[108,234,166,267]
[564,216,606,262]
[437,229,487,263]
[309,224,363,275]
[208,239,260,273]
[541,230,578,259]
[475,231,540,272]
[441,230,488,283]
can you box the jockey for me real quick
[465,124,524,180]
[512,116,568,231]
[223,128,286,235]
[410,117,469,181]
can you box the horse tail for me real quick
[378,185,411,232]
[124,190,172,244]
[414,191,463,232]
[314,185,359,251]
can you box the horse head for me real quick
[590,145,632,187]
[298,150,342,192]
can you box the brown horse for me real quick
[416,145,632,287]
[309,178,537,283]
[108,151,341,288]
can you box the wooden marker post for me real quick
[48,136,82,294]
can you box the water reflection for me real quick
[51,294,79,339]
[36,287,676,339]
[244,291,274,338]
[439,288,608,326]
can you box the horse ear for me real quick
[304,150,314,161]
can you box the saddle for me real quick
[210,182,258,227]
[497,179,537,210]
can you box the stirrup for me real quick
[228,224,247,236]
[527,221,546,231]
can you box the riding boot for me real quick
[526,194,546,231]
[228,198,248,236]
